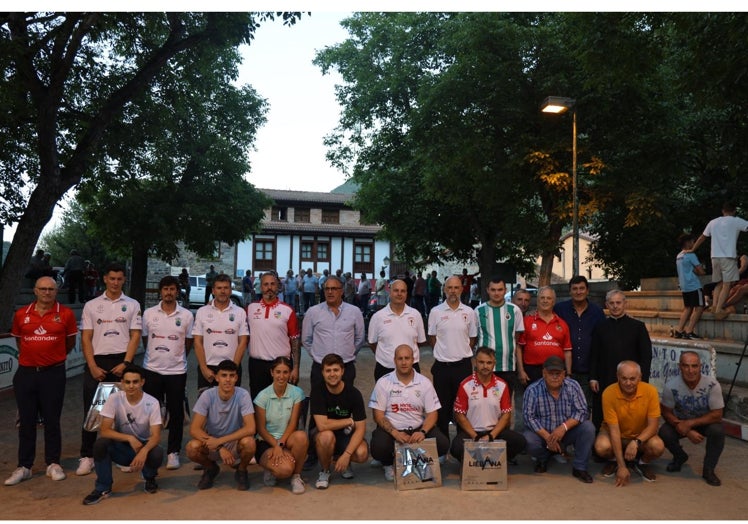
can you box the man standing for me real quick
[428,275,478,439]
[302,275,364,389]
[691,201,748,319]
[318,269,330,304]
[204,265,218,304]
[78,262,142,476]
[82,364,163,504]
[311,354,369,489]
[141,275,195,470]
[426,270,442,314]
[412,271,427,317]
[460,268,478,305]
[511,288,532,315]
[523,356,596,483]
[553,275,605,410]
[594,361,664,485]
[241,270,254,306]
[5,277,78,486]
[475,277,526,426]
[674,233,706,338]
[369,345,449,481]
[193,274,249,390]
[178,268,190,305]
[185,360,256,491]
[520,287,572,383]
[659,351,724,486]
[63,249,86,303]
[301,268,319,316]
[367,279,426,380]
[589,290,652,429]
[357,272,371,317]
[246,272,301,400]
[451,347,527,465]
[83,260,99,301]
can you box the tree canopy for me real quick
[315,12,748,289]
[0,12,300,327]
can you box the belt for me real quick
[19,361,65,372]
[436,357,472,367]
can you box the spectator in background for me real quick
[178,268,190,304]
[301,268,319,315]
[242,270,254,306]
[512,288,532,315]
[63,249,86,303]
[412,272,427,317]
[426,270,442,314]
[83,260,99,301]
[469,278,481,308]
[204,265,217,305]
[674,233,706,339]
[283,270,299,312]
[691,201,748,319]
[375,270,388,308]
[357,272,371,317]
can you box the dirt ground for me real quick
[2,343,747,520]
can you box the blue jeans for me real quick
[93,438,163,492]
[523,419,595,471]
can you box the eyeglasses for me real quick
[35,287,56,292]
[323,287,343,292]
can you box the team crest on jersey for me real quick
[54,315,61,322]
[556,325,562,332]
[175,318,182,326]
[408,318,415,327]
[121,305,127,312]
[415,390,421,398]
[505,313,511,320]
[462,313,468,323]
[229,314,235,322]
[23,316,30,324]
[531,323,537,330]
[274,311,283,319]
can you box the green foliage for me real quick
[39,201,113,270]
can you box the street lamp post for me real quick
[540,96,578,277]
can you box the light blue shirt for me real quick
[676,251,703,293]
[254,383,305,440]
[302,301,365,363]
[193,387,254,437]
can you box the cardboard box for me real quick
[394,438,442,490]
[460,439,508,491]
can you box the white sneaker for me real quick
[341,464,354,479]
[315,470,330,489]
[263,470,277,487]
[166,452,181,470]
[384,465,395,481]
[76,457,94,476]
[4,466,31,486]
[46,463,66,481]
[117,463,132,473]
[290,473,305,494]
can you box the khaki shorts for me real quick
[206,440,240,462]
[712,257,739,283]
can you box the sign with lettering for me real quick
[649,338,716,398]
[461,439,507,491]
[394,438,442,490]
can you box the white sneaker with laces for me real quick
[76,457,94,476]
[290,473,305,494]
[341,464,354,479]
[315,470,330,489]
[166,452,181,470]
[46,463,66,481]
[384,465,395,481]
[263,470,277,487]
[4,466,32,486]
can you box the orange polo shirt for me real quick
[601,381,660,439]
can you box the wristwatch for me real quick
[123,360,132,366]
[419,429,427,435]
[634,438,643,447]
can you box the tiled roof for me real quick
[260,188,354,206]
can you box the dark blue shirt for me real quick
[554,299,605,374]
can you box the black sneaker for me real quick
[82,489,111,505]
[685,332,702,339]
[633,462,656,482]
[235,469,249,491]
[666,453,688,472]
[673,330,684,339]
[197,462,220,490]
[702,467,721,486]
[144,478,158,494]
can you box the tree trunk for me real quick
[0,184,67,330]
[129,243,150,313]
[537,221,565,287]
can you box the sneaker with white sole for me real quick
[76,457,94,476]
[370,458,382,467]
[166,452,181,470]
[384,465,395,481]
[117,463,132,473]
[341,464,354,479]
[46,463,66,481]
[290,473,305,494]
[315,470,330,489]
[4,466,31,486]
[263,470,277,487]
[82,489,111,505]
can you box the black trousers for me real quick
[143,371,187,454]
[370,426,450,466]
[431,357,473,437]
[13,363,66,468]
[449,428,527,462]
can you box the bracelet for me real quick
[344,450,352,456]
[562,422,569,432]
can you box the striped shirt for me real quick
[475,301,524,372]
[523,377,588,433]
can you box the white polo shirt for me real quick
[192,301,248,365]
[368,371,441,430]
[427,301,478,362]
[142,302,195,375]
[81,292,142,355]
[246,299,300,361]
[367,304,426,367]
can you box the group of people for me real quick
[6,266,726,504]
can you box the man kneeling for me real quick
[82,364,163,505]
[310,354,369,489]
[186,360,256,491]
